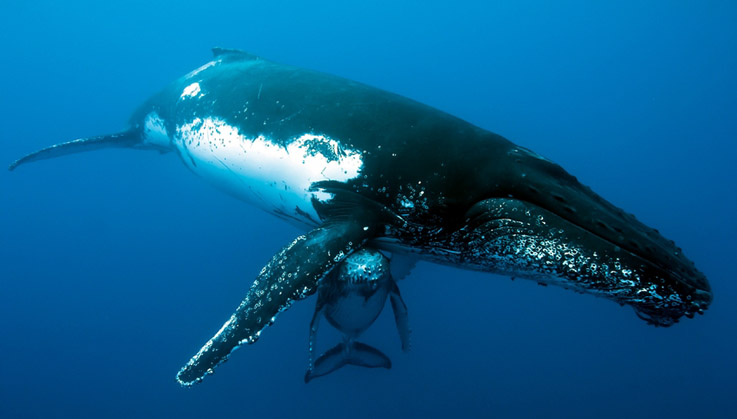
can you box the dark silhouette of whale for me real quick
[10,48,712,386]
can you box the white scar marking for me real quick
[185,61,216,78]
[175,117,363,224]
[181,82,202,99]
[143,113,169,148]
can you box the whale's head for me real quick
[465,145,712,326]
[323,248,392,301]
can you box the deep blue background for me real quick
[1,1,735,418]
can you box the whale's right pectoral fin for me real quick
[8,130,143,171]
[176,218,378,386]
[389,281,411,352]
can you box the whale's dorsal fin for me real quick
[211,47,260,61]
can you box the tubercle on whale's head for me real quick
[517,150,712,325]
[462,197,712,327]
[467,142,713,326]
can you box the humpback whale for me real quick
[10,48,712,386]
[305,248,410,383]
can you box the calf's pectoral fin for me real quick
[176,219,378,386]
[389,281,411,352]
[305,300,324,378]
[387,253,419,281]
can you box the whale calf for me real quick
[10,48,712,386]
[305,248,410,383]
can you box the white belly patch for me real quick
[173,116,364,224]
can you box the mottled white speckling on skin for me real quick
[175,117,363,225]
[180,82,202,99]
[143,113,169,148]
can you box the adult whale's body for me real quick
[11,48,712,386]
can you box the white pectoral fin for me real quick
[389,280,411,352]
[176,219,377,386]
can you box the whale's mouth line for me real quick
[465,196,712,316]
[516,198,710,295]
[462,196,711,325]
[525,200,656,265]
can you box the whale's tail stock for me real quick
[8,129,147,171]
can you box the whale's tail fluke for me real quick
[9,129,142,171]
[304,340,391,383]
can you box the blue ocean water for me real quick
[1,0,735,417]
